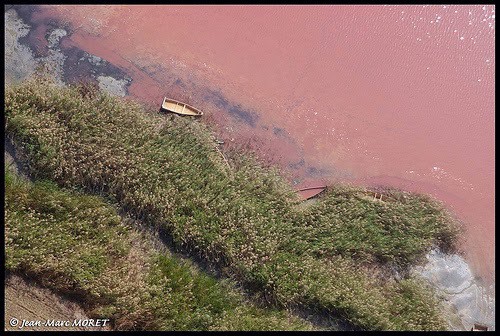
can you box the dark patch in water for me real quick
[61,45,131,88]
[289,159,305,170]
[203,89,259,127]
[207,89,229,109]
[10,5,36,23]
[136,62,166,81]
[14,5,73,50]
[10,5,131,92]
[273,126,288,137]
[61,46,94,83]
[173,78,185,88]
[124,60,178,89]
[15,5,75,36]
[228,104,258,127]
[13,5,50,58]
[306,166,330,177]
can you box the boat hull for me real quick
[161,97,203,116]
[296,186,327,200]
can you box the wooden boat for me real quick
[161,97,203,116]
[296,185,327,200]
[471,323,488,331]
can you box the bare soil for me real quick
[4,274,110,331]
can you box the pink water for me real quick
[39,5,495,285]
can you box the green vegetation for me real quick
[5,76,461,330]
[5,167,313,331]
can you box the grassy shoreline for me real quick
[5,167,314,331]
[5,76,461,330]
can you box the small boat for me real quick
[296,185,327,200]
[471,323,488,331]
[161,97,203,116]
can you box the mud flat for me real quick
[4,7,130,94]
[4,8,38,84]
[413,250,495,331]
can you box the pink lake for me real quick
[38,5,495,285]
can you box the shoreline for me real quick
[8,131,494,331]
[5,1,493,283]
[3,76,485,330]
[27,4,494,289]
[3,5,494,330]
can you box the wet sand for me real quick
[10,5,495,288]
